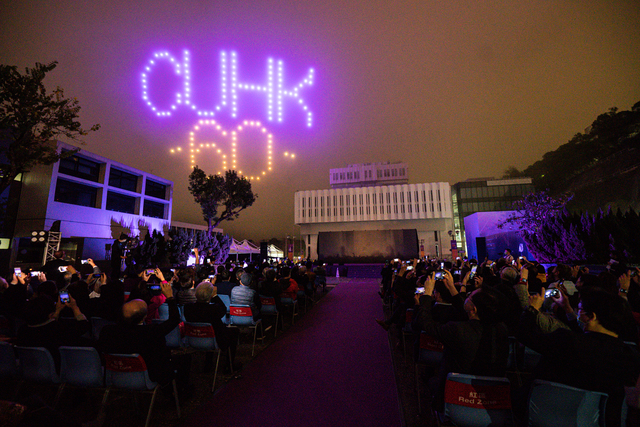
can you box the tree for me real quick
[0,61,100,195]
[188,166,257,235]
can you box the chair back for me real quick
[528,379,607,427]
[152,319,184,348]
[0,342,19,379]
[91,317,116,341]
[522,346,542,372]
[0,315,12,336]
[280,294,296,304]
[157,303,170,320]
[104,353,156,390]
[184,322,219,350]
[14,346,61,383]
[444,373,513,427]
[416,332,444,366]
[230,304,256,326]
[218,295,231,313]
[260,295,278,314]
[59,346,104,388]
[402,309,414,333]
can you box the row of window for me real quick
[58,154,168,199]
[331,167,407,182]
[459,200,516,214]
[54,179,167,219]
[456,184,533,200]
[298,188,444,219]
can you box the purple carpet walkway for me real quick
[181,278,403,427]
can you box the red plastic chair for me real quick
[184,322,231,392]
[104,353,180,427]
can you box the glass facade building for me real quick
[451,177,535,255]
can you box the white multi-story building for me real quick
[295,162,454,261]
[11,141,173,265]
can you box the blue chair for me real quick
[157,303,170,320]
[279,294,299,325]
[0,341,20,380]
[59,346,109,419]
[0,315,12,336]
[14,346,64,407]
[528,379,607,427]
[229,304,264,356]
[90,317,115,341]
[151,319,184,348]
[218,294,231,324]
[522,346,542,372]
[315,275,327,293]
[401,308,415,359]
[443,373,514,427]
[104,353,180,427]
[415,332,444,414]
[183,322,230,392]
[259,295,283,337]
[0,342,21,400]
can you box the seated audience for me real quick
[230,273,262,321]
[183,281,240,371]
[414,271,509,413]
[98,278,191,397]
[518,287,640,427]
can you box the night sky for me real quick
[2,1,639,242]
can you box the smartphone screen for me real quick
[415,287,425,294]
[14,268,22,277]
[59,292,70,303]
[58,266,67,272]
[30,271,40,277]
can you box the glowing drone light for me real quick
[169,119,295,179]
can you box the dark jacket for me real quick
[183,296,233,350]
[97,297,180,385]
[518,307,640,427]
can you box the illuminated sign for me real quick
[141,49,314,178]
[141,50,314,127]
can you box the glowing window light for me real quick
[142,49,314,127]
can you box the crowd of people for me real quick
[0,249,328,425]
[376,252,640,426]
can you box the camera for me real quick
[545,288,560,299]
[59,291,70,303]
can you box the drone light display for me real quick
[141,49,315,180]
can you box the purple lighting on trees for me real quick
[141,49,315,127]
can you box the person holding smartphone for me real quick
[16,291,90,372]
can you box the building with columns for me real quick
[294,162,454,262]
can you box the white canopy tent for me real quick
[227,239,284,262]
[228,239,260,261]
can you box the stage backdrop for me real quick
[318,229,418,263]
